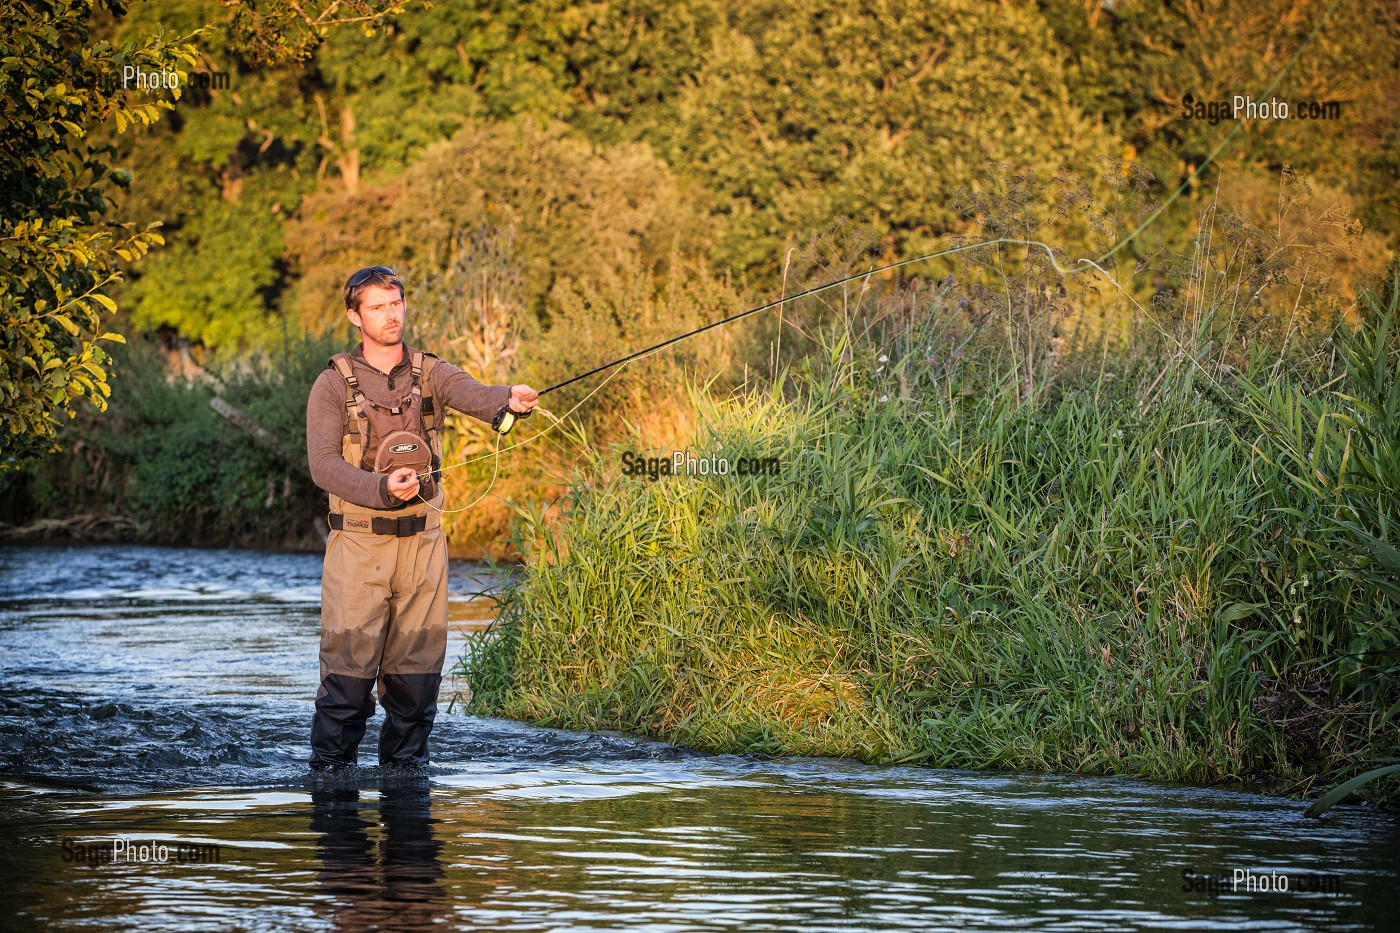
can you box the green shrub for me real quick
[0,332,338,549]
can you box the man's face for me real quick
[347,284,406,348]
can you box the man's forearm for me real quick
[309,448,393,509]
[435,361,513,423]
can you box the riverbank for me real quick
[459,284,1400,807]
[0,515,511,562]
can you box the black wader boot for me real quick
[310,673,376,770]
[377,672,441,768]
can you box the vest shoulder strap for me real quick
[418,351,441,382]
[329,353,357,386]
[417,352,442,429]
[328,353,370,458]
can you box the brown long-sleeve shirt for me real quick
[306,343,512,509]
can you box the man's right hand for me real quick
[386,467,421,502]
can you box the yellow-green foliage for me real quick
[93,0,1400,352]
[1,0,197,466]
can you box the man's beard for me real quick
[365,324,403,347]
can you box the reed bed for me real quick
[457,268,1398,802]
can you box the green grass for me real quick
[458,281,1399,803]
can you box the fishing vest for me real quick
[328,350,445,519]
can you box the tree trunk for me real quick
[339,104,360,195]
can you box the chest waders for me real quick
[310,350,451,773]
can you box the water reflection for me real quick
[310,781,449,932]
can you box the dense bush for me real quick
[0,333,336,549]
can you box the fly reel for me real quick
[491,405,532,435]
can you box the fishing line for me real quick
[414,342,669,511]
[413,0,1344,510]
[532,234,1144,399]
[427,430,501,514]
[412,225,1253,514]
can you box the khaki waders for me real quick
[311,487,448,769]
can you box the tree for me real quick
[102,0,574,353]
[563,0,1121,283]
[1038,0,1400,244]
[222,0,414,65]
[2,0,428,461]
[0,0,197,467]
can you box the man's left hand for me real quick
[509,384,539,413]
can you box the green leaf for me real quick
[1306,764,1400,817]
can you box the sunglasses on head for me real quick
[346,265,396,288]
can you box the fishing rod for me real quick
[421,234,1107,514]
[422,209,1316,514]
[485,236,1083,436]
[480,0,1353,437]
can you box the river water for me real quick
[0,544,1395,931]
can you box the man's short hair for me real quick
[343,266,405,312]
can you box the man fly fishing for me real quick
[304,265,538,772]
[298,241,1096,775]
